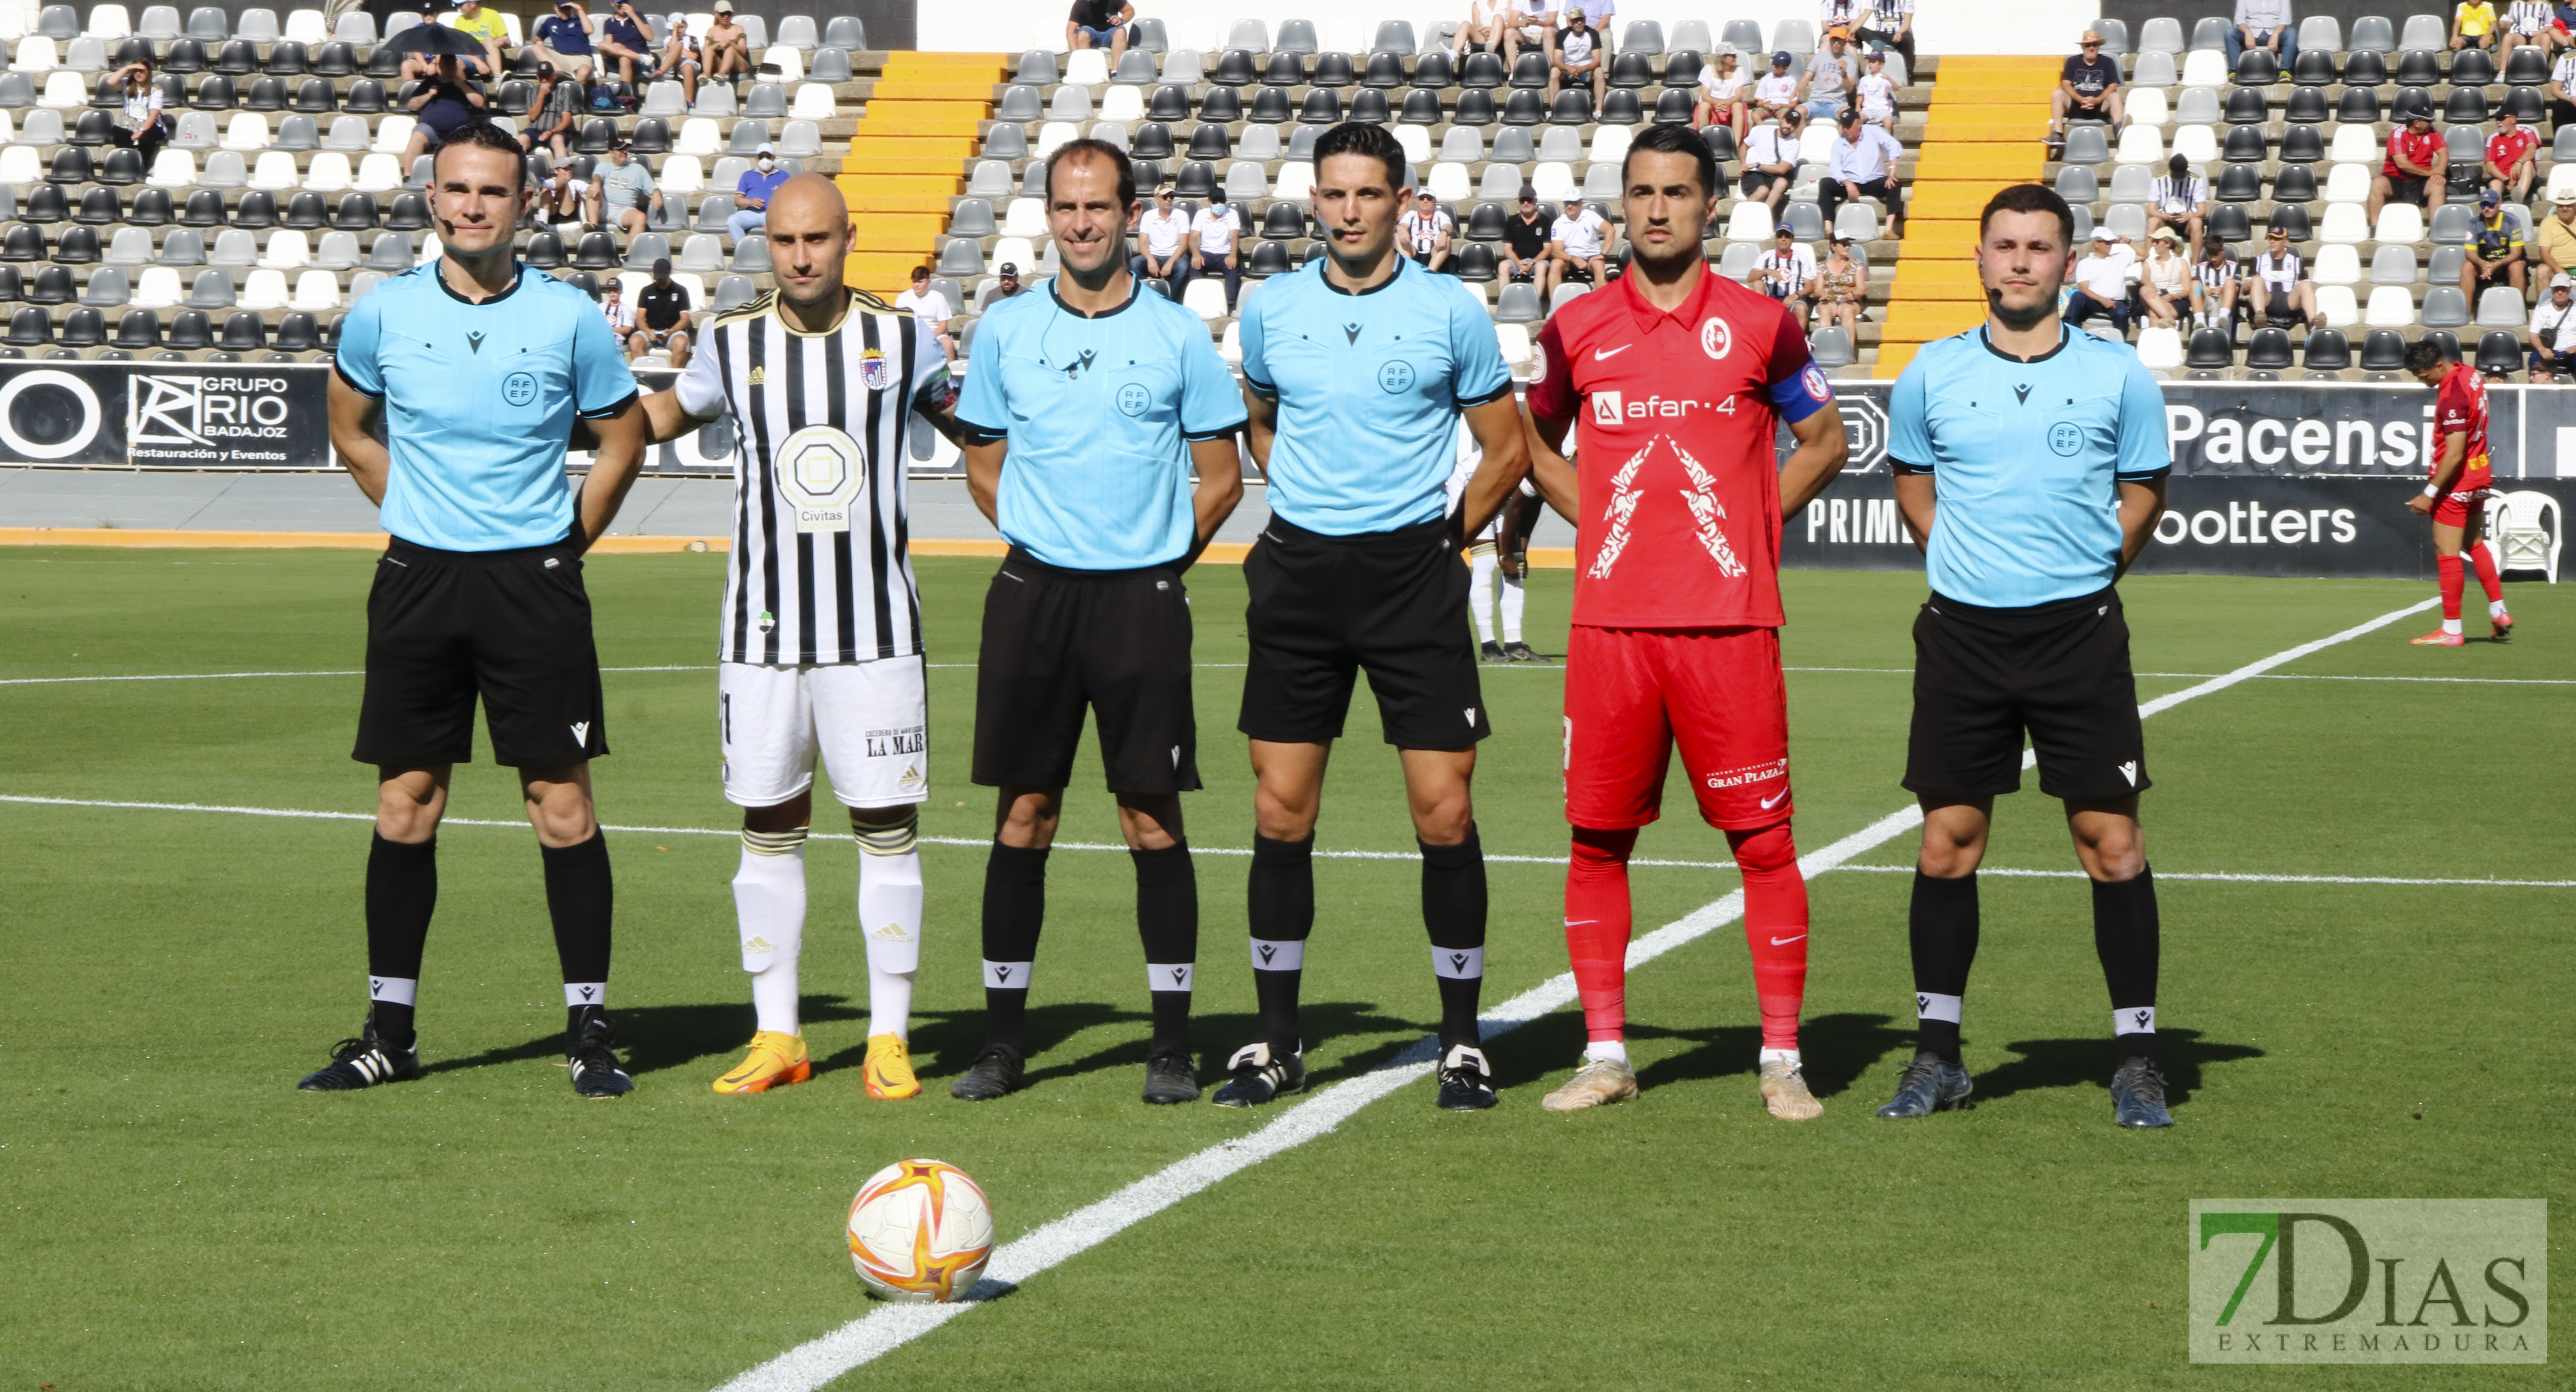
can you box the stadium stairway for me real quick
[838,49,1005,295]
[1877,55,2054,376]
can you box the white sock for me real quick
[1499,573,1527,643]
[857,812,923,1040]
[2442,617,2463,635]
[1584,1039,1628,1064]
[2491,597,2510,619]
[735,827,808,1037]
[1469,551,1498,642]
[1759,1046,1802,1068]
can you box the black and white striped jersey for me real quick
[676,287,954,666]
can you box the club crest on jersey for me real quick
[859,347,892,392]
[1699,315,1732,361]
[775,424,867,533]
[1801,364,1833,403]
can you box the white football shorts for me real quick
[717,658,930,809]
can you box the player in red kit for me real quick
[1521,122,1850,1118]
[2403,340,2513,646]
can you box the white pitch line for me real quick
[707,597,2444,1392]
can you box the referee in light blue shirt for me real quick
[1877,182,2178,1130]
[308,123,649,1101]
[1221,121,1533,1113]
[948,137,1249,1107]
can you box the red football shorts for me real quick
[1563,625,1791,831]
[2432,484,2491,528]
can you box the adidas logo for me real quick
[745,935,773,953]
[898,764,923,788]
[748,366,766,385]
[872,922,911,943]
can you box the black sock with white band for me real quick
[541,831,614,1040]
[1908,869,1979,1064]
[1422,828,1488,1051]
[2093,867,2161,1063]
[365,832,436,1047]
[1131,841,1197,1053]
[979,841,1048,1054]
[1249,833,1314,1061]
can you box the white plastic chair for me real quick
[2488,491,2561,581]
[790,83,835,120]
[2312,285,2359,328]
[1393,123,1430,164]
[2363,285,2417,327]
[2170,124,2218,167]
[2311,244,2361,285]
[36,70,85,107]
[659,154,703,194]
[2372,203,2426,244]
[2318,203,2370,243]
[1179,277,1227,320]
[82,4,130,39]
[371,115,415,155]
[999,196,1045,237]
[1099,84,1145,123]
[304,150,355,191]
[282,6,324,43]
[256,228,309,270]
[2126,88,2169,127]
[2324,164,2369,204]
[2115,124,2165,164]
[247,149,299,190]
[2179,49,2228,87]
[1725,202,1774,242]
[1061,48,1107,87]
[143,147,195,188]
[9,35,59,73]
[1494,321,1533,369]
[0,144,33,184]
[131,264,181,307]
[1273,163,1313,202]
[2134,324,2184,369]
[239,266,290,308]
[1589,125,1630,166]
[674,117,721,156]
[1531,160,1577,202]
[220,111,271,152]
[1425,161,1470,201]
[349,152,400,192]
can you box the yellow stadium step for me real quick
[846,251,931,293]
[1897,217,1983,250]
[835,174,966,201]
[867,80,1000,101]
[1908,184,2020,219]
[850,114,986,138]
[1912,148,2044,182]
[1932,55,2065,72]
[857,99,990,122]
[847,212,948,247]
[1874,343,1922,378]
[1883,303,1990,337]
[847,136,978,164]
[884,51,1009,69]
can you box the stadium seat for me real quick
[2172,124,2219,165]
[1725,201,1772,242]
[2117,125,2164,164]
[2170,85,2220,125]
[2279,124,2325,163]
[2134,324,2184,370]
[2130,52,2178,88]
[2302,328,2350,371]
[2215,163,2261,201]
[2291,49,2337,86]
[2422,203,2470,244]
[2179,51,2227,88]
[2313,285,2360,328]
[2320,203,2370,243]
[2475,286,2526,327]
[150,228,200,267]
[2323,163,2369,204]
[2225,88,2273,128]
[2396,50,2442,88]
[2475,328,2521,376]
[1493,280,1542,324]
[2185,327,2233,367]
[1274,18,1317,55]
[2343,49,2388,86]
[2362,285,2417,327]
[2271,164,2318,203]
[2127,88,2169,127]
[2245,327,2295,370]
[2233,49,2278,85]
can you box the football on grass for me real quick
[847,1158,995,1302]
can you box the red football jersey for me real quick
[2434,362,2496,492]
[2487,125,2539,171]
[1528,267,1830,629]
[2384,126,2442,177]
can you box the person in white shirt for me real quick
[2527,273,2576,377]
[2147,153,2211,258]
[1549,5,1607,102]
[2546,47,2576,127]
[2247,225,2317,329]
[2138,227,2195,326]
[1750,224,1818,321]
[1801,31,1858,119]
[1542,192,1611,297]
[2225,0,2299,68]
[2501,0,2555,51]
[1853,47,1898,129]
[1856,0,1916,72]
[1132,184,1193,293]
[894,264,957,358]
[1695,48,1752,138]
[1753,51,1802,119]
[1187,197,1243,311]
[104,59,171,170]
[1738,107,1803,213]
[1503,0,1552,58]
[1397,191,1456,272]
[601,282,635,337]
[1821,107,1905,236]
[2065,226,2138,337]
[1454,0,1511,54]
[1819,0,1862,33]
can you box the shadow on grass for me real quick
[1973,1028,2260,1107]
[1481,1010,1911,1099]
[425,995,872,1079]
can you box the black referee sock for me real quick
[365,833,436,1047]
[1422,828,1488,1052]
[979,841,1049,1055]
[541,831,614,1037]
[1131,841,1197,1052]
[2093,867,2161,1063]
[1908,870,1980,1065]
[1248,833,1314,1061]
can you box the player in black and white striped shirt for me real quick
[640,173,961,1101]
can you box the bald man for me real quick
[638,174,965,1101]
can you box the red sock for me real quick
[1728,820,1808,1050]
[2438,554,2465,621]
[1565,826,1637,1043]
[2469,540,2504,603]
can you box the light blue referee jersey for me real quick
[1239,256,1513,536]
[954,278,1249,570]
[335,261,638,552]
[1887,325,2171,608]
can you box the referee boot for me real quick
[566,1005,635,1099]
[2109,1058,2175,1128]
[948,1043,1029,1101]
[1874,1050,1974,1119]
[1142,1046,1200,1105]
[296,1008,423,1092]
[1479,640,1508,663]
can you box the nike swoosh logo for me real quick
[1759,790,1789,809]
[1593,344,1632,361]
[1770,934,1807,946]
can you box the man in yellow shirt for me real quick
[432,0,511,79]
[2535,188,2576,278]
[2454,0,2500,49]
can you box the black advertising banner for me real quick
[0,363,332,468]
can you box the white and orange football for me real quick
[846,1158,995,1303]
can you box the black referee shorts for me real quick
[1238,515,1491,751]
[355,533,608,769]
[1903,585,2149,803]
[970,548,1200,795]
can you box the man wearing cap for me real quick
[2247,226,2317,330]
[987,262,1026,303]
[1133,184,1191,292]
[1856,0,1916,73]
[1751,224,1818,321]
[2535,184,2576,278]
[522,60,586,160]
[2148,153,2209,259]
[1545,191,1613,297]
[597,0,659,86]
[659,15,706,105]
[1065,0,1135,62]
[1548,6,1607,103]
[2370,106,2448,224]
[705,1,751,85]
[729,142,788,245]
[2050,30,2126,149]
[1854,47,1899,129]
[1801,30,1857,121]
[2463,188,2530,305]
[895,264,957,359]
[628,256,693,366]
[588,141,660,237]
[1398,190,1456,272]
[2065,227,2138,338]
[2528,273,2576,377]
[1753,50,1802,120]
[2225,0,2298,69]
[532,0,596,81]
[1739,106,1801,215]
[448,0,511,80]
[1500,184,1551,284]
[1823,105,1904,237]
[2485,109,2541,203]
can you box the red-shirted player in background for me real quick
[2404,340,2514,646]
[1521,122,1850,1118]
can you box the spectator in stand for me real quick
[2547,41,2576,128]
[1856,0,1916,74]
[533,1,597,82]
[728,143,787,244]
[894,264,957,358]
[2190,237,2240,331]
[1499,184,1550,283]
[522,61,586,159]
[103,58,170,173]
[2369,106,2448,224]
[2529,273,2576,377]
[2464,188,2530,303]
[1397,191,1456,273]
[987,262,1026,303]
[2148,153,2210,258]
[2050,30,2126,149]
[1454,0,1511,55]
[1188,195,1244,312]
[597,0,659,86]
[1751,223,1817,321]
[588,140,662,236]
[1503,0,1552,61]
[2536,185,2576,277]
[448,0,512,80]
[400,53,486,168]
[2065,227,2138,338]
[2454,0,2500,49]
[1066,0,1134,64]
[1801,30,1857,121]
[1546,191,1613,296]
[1753,50,1802,120]
[627,257,693,367]
[2504,0,2557,49]
[538,152,588,224]
[660,18,705,106]
[1738,106,1801,215]
[2247,226,2316,329]
[705,2,752,86]
[2139,227,2195,328]
[2486,109,2541,203]
[1695,48,1752,136]
[1812,233,1868,340]
[601,279,635,338]
[1548,6,1607,103]
[1854,48,1899,130]
[1818,0,1860,33]
[1133,184,1191,292]
[1822,106,1904,237]
[2552,0,2576,50]
[2225,0,2297,69]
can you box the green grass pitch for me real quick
[0,548,2567,1390]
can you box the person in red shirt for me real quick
[2404,341,2515,644]
[2369,107,2449,226]
[2485,109,2541,203]
[1522,122,1850,1119]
